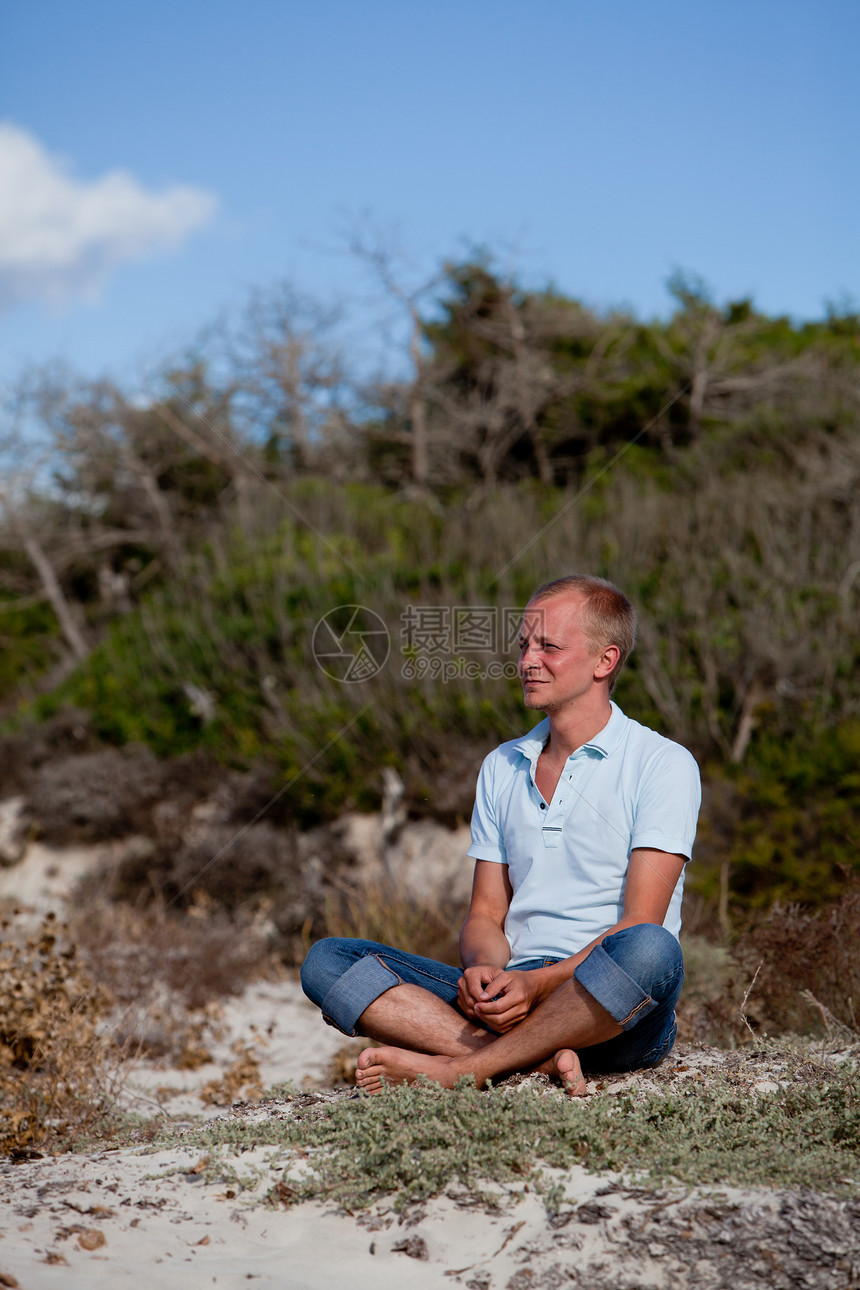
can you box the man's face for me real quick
[517,593,610,713]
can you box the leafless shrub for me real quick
[0,709,94,795]
[0,911,123,1151]
[83,811,309,928]
[676,877,860,1047]
[403,738,492,825]
[738,876,860,1037]
[67,896,281,1065]
[166,822,306,916]
[27,745,164,842]
[24,742,222,847]
[71,897,279,1012]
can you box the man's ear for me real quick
[593,644,620,680]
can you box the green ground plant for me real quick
[127,1044,859,1213]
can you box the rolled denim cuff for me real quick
[320,953,403,1036]
[574,943,656,1031]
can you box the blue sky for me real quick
[1,0,858,390]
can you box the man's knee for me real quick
[600,923,683,1000]
[300,937,348,1009]
[300,935,404,1013]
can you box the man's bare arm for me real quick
[457,859,513,1017]
[472,847,687,1032]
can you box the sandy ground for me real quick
[0,1128,680,1290]
[3,979,859,1290]
[2,839,859,1289]
[8,1132,828,1290]
[116,976,350,1122]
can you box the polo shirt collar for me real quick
[513,718,550,763]
[514,701,627,763]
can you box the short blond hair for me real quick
[528,575,636,691]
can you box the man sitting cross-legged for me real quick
[300,575,701,1095]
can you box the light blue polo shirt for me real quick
[468,702,701,967]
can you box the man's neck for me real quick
[543,696,613,761]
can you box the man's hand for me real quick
[457,965,505,1019]
[463,969,548,1034]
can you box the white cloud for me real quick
[0,123,219,311]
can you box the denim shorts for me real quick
[300,922,684,1075]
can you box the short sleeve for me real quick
[629,741,701,861]
[468,750,508,864]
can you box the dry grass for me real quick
[675,933,749,1048]
[323,1040,364,1086]
[0,892,284,1152]
[199,1041,263,1107]
[318,878,465,967]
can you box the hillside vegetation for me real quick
[1,259,858,917]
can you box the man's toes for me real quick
[355,1067,384,1093]
[554,1049,587,1096]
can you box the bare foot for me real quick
[355,1045,463,1094]
[550,1048,587,1097]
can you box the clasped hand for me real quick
[457,964,543,1033]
